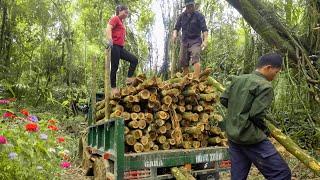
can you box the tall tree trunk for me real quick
[242,20,254,74]
[0,4,6,57]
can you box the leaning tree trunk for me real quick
[225,0,320,82]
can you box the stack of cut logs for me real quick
[95,68,227,153]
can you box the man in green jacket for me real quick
[221,53,291,180]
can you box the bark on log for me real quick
[171,167,187,180]
[267,120,320,176]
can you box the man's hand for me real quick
[172,30,178,44]
[103,39,113,49]
[201,40,208,51]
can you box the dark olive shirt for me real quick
[221,71,274,144]
[174,11,208,45]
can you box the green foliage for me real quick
[0,102,72,179]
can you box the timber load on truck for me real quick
[80,66,231,179]
[94,68,227,152]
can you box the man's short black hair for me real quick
[256,53,283,68]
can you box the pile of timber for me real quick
[95,68,227,153]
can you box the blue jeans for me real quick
[228,140,291,180]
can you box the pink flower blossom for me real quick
[0,99,10,104]
[0,135,7,144]
[60,161,71,169]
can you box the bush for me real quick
[0,99,71,179]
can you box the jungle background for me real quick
[0,0,320,179]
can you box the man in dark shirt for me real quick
[172,0,208,79]
[220,53,291,180]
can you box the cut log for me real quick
[198,82,207,92]
[171,167,187,180]
[208,137,222,145]
[177,106,186,113]
[123,95,135,103]
[201,139,208,148]
[210,127,222,135]
[138,119,147,129]
[130,113,139,121]
[213,114,223,122]
[134,143,144,153]
[193,105,204,112]
[126,135,136,146]
[158,126,167,134]
[204,86,214,94]
[131,130,143,139]
[121,87,130,97]
[149,131,157,141]
[143,143,151,152]
[183,126,202,135]
[182,141,192,149]
[169,138,176,145]
[199,113,209,123]
[199,93,217,101]
[139,89,151,100]
[157,135,167,144]
[110,110,122,118]
[185,104,193,111]
[138,112,145,120]
[124,127,130,134]
[128,120,139,129]
[149,93,158,102]
[156,119,165,127]
[183,89,197,96]
[182,112,199,121]
[165,122,172,130]
[179,167,196,180]
[145,113,153,120]
[162,95,173,105]
[156,111,169,120]
[161,88,180,97]
[140,136,149,146]
[161,142,170,150]
[152,144,159,151]
[161,104,170,111]
[132,104,141,113]
[192,141,201,149]
[121,112,131,121]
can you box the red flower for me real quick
[57,137,65,143]
[60,161,71,168]
[25,123,39,132]
[48,125,59,131]
[20,109,29,116]
[3,112,16,119]
[48,119,57,125]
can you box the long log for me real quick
[267,120,320,176]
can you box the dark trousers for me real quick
[228,140,291,180]
[111,45,138,88]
